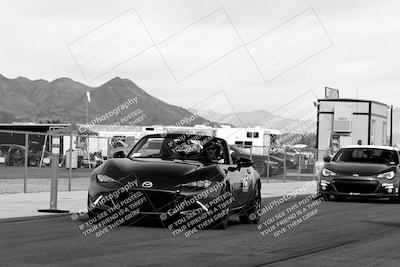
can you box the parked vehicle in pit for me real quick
[109,136,136,158]
[0,144,51,167]
[87,133,262,229]
[229,145,284,177]
[318,145,400,202]
[270,145,298,169]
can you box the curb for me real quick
[0,213,70,224]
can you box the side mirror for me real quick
[237,157,253,168]
[113,151,126,158]
[323,156,331,163]
[227,166,238,172]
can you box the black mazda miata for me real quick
[87,133,261,229]
[318,145,400,202]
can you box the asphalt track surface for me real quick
[1,196,400,266]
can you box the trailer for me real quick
[215,125,281,155]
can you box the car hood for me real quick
[324,162,397,176]
[98,158,223,189]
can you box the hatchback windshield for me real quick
[333,148,399,164]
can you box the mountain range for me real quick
[0,74,316,132]
[0,74,398,145]
[0,74,210,126]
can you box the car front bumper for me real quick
[318,177,400,198]
[87,182,227,220]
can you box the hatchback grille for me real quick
[333,179,379,194]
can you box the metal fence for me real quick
[231,145,329,183]
[0,130,136,193]
[0,129,329,193]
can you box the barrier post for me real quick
[68,134,72,191]
[50,135,59,209]
[24,133,28,193]
[38,134,69,213]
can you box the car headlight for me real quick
[321,168,337,177]
[97,174,116,183]
[181,180,212,188]
[377,171,395,180]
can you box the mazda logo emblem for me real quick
[353,174,359,177]
[142,181,153,188]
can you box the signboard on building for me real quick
[325,87,340,99]
[333,105,352,132]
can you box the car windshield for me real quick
[333,148,399,164]
[128,135,226,163]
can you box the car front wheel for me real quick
[389,196,400,203]
[239,183,261,224]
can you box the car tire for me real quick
[239,183,261,224]
[88,210,97,220]
[213,186,231,230]
[215,208,230,229]
[253,161,267,177]
[389,196,400,203]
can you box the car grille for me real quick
[117,190,184,213]
[333,179,379,194]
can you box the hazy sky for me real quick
[1,0,399,112]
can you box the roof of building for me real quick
[318,98,390,107]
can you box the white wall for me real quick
[318,99,389,159]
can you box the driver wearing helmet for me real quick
[202,141,222,163]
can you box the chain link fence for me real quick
[0,130,136,193]
[230,144,329,183]
[0,129,328,193]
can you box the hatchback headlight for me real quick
[181,180,212,188]
[377,171,395,180]
[97,174,116,183]
[321,168,337,177]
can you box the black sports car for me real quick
[87,133,261,230]
[318,145,400,202]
